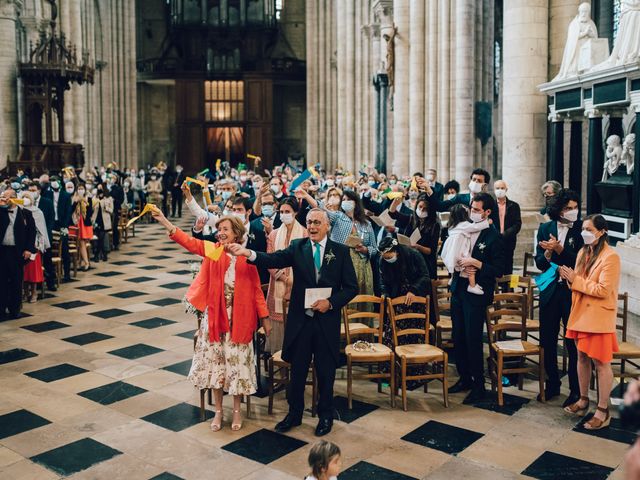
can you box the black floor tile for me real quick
[340,461,417,480]
[123,251,145,256]
[76,284,111,291]
[332,395,379,423]
[95,271,123,277]
[0,348,38,364]
[22,321,69,333]
[90,308,131,319]
[169,270,191,275]
[464,390,530,416]
[109,290,147,299]
[52,300,92,309]
[159,247,178,251]
[175,329,196,340]
[127,276,156,283]
[30,438,122,476]
[108,343,164,360]
[401,420,483,455]
[573,414,637,444]
[160,282,190,290]
[222,428,307,464]
[521,451,613,479]
[111,260,135,266]
[162,360,192,377]
[63,332,114,346]
[142,402,213,432]
[78,380,147,405]
[0,409,51,439]
[138,265,163,270]
[148,298,182,307]
[150,255,172,260]
[25,363,88,383]
[149,474,184,480]
[130,317,177,330]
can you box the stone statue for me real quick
[382,25,397,89]
[602,134,623,181]
[553,2,598,81]
[621,133,636,176]
[591,0,640,71]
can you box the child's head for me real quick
[448,203,470,229]
[308,440,341,478]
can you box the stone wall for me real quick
[137,82,175,168]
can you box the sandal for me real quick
[584,406,611,430]
[210,409,223,432]
[231,409,242,431]
[564,395,589,416]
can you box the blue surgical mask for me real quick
[368,180,375,187]
[221,191,232,201]
[262,205,275,217]
[341,200,355,212]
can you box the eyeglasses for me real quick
[306,220,323,226]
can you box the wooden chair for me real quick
[50,231,63,288]
[523,252,541,317]
[67,233,79,277]
[431,279,453,350]
[267,299,318,416]
[387,295,448,411]
[486,293,545,406]
[343,295,394,409]
[494,275,539,341]
[611,293,640,388]
[117,207,130,244]
[255,284,270,382]
[436,257,450,280]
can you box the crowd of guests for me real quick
[0,160,624,435]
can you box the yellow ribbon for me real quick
[62,167,76,178]
[509,274,520,289]
[204,241,224,262]
[386,192,404,200]
[185,176,206,187]
[246,154,261,161]
[9,198,24,205]
[126,204,158,228]
[410,176,417,191]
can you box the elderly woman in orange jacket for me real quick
[560,214,620,430]
[153,208,269,432]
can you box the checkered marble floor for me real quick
[0,218,635,479]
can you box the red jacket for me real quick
[170,229,268,344]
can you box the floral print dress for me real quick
[187,255,257,395]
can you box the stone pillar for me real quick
[408,0,424,175]
[549,115,564,184]
[586,110,603,214]
[60,0,73,143]
[71,0,85,146]
[305,0,318,166]
[425,0,438,170]
[633,108,640,231]
[437,0,450,180]
[549,0,581,80]
[392,0,409,176]
[343,0,355,173]
[569,118,583,194]
[502,0,548,209]
[0,0,19,170]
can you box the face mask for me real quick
[223,209,230,216]
[563,209,579,223]
[233,212,246,222]
[426,174,435,182]
[176,167,183,173]
[139,170,145,176]
[11,182,21,190]
[470,211,484,223]
[51,181,60,191]
[22,197,32,207]
[40,181,49,190]
[469,181,483,194]
[384,255,398,264]
[240,175,247,182]
[66,187,75,194]
[221,191,232,201]
[581,230,597,245]
[280,213,294,225]
[416,208,428,219]
[124,182,130,188]
[408,192,418,200]
[446,193,456,200]
[30,192,39,202]
[341,200,355,212]
[368,180,376,187]
[336,178,343,185]
[325,179,335,187]
[262,205,275,217]
[270,185,281,195]
[328,196,341,206]
[494,188,507,199]
[91,188,97,196]
[77,189,85,196]
[389,180,397,185]
[150,176,157,181]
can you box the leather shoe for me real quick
[448,378,473,394]
[562,392,581,409]
[315,418,333,437]
[274,414,302,433]
[463,386,487,404]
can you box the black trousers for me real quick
[0,246,23,316]
[60,234,71,279]
[171,188,183,217]
[504,247,515,275]
[287,315,336,421]
[93,230,110,258]
[42,247,56,288]
[112,213,120,248]
[539,284,579,393]
[451,291,486,387]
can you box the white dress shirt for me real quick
[1,208,17,246]
[53,191,60,221]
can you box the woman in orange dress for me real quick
[71,182,95,271]
[560,214,620,430]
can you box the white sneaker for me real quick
[467,284,484,295]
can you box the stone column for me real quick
[408,0,424,175]
[344,0,355,173]
[586,109,603,214]
[391,0,409,176]
[633,108,640,231]
[60,0,73,143]
[437,0,450,180]
[0,0,19,170]
[502,0,548,209]
[425,0,438,170]
[569,118,583,194]
[336,0,347,172]
[71,0,85,146]
[126,0,137,169]
[549,0,581,80]
[305,0,318,166]
[549,114,564,184]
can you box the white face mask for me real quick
[280,212,294,225]
[341,200,355,212]
[233,212,246,222]
[30,192,39,202]
[77,189,86,196]
[383,255,398,263]
[469,181,483,194]
[270,184,281,195]
[22,197,32,207]
[426,174,435,182]
[494,188,507,199]
[581,230,597,245]
[563,209,579,223]
[240,175,247,182]
[325,179,335,187]
[66,187,75,194]
[328,196,341,206]
[470,211,484,223]
[446,193,456,200]
[416,208,428,219]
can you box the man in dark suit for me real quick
[448,192,505,402]
[42,175,73,281]
[425,168,491,212]
[490,180,522,275]
[108,174,125,250]
[535,189,582,406]
[28,182,56,290]
[0,189,36,319]
[228,208,358,436]
[171,165,186,217]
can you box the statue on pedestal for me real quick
[591,0,640,70]
[602,134,623,181]
[553,2,598,81]
[621,133,636,176]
